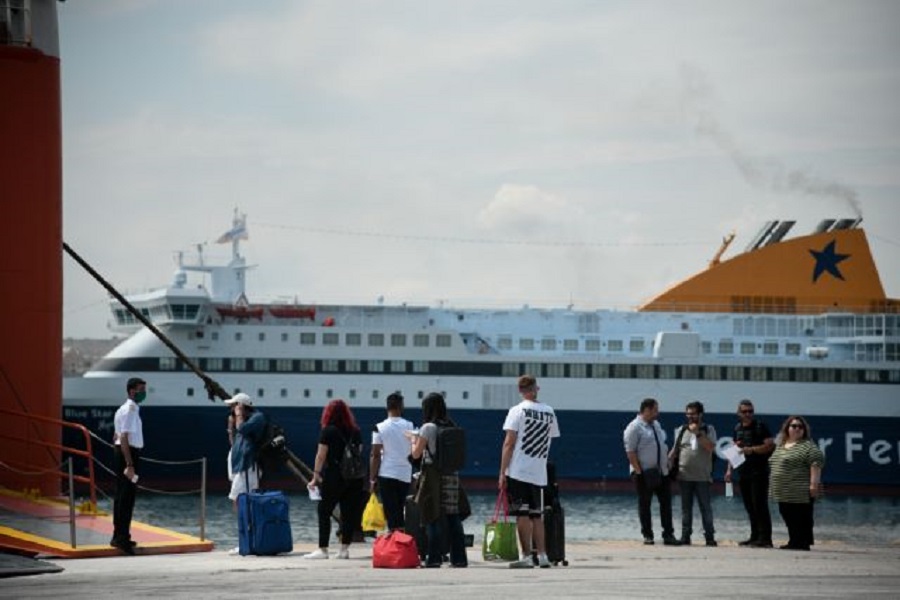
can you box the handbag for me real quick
[482,491,519,561]
[372,531,420,568]
[362,493,387,532]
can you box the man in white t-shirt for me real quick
[369,392,416,531]
[499,374,560,569]
[111,377,147,555]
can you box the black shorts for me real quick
[505,476,544,517]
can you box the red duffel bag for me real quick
[372,531,420,569]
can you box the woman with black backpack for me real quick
[305,398,365,560]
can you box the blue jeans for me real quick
[679,480,715,540]
[425,513,467,567]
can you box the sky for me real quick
[59,1,900,339]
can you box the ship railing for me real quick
[0,405,98,510]
[0,0,32,48]
[641,300,899,315]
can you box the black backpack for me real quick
[254,417,287,473]
[339,431,366,480]
[433,420,466,475]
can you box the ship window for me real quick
[349,389,356,399]
[888,370,900,383]
[570,363,587,378]
[372,390,379,399]
[391,334,407,347]
[701,341,712,354]
[257,388,265,398]
[235,332,243,342]
[763,342,779,355]
[585,339,601,352]
[682,365,700,379]
[304,389,310,398]
[390,360,406,373]
[281,332,288,342]
[841,369,859,383]
[636,364,654,379]
[323,359,339,372]
[211,332,219,341]
[462,391,469,400]
[501,363,519,377]
[207,358,223,371]
[346,333,361,346]
[230,358,246,371]
[546,363,564,377]
[345,359,361,372]
[659,365,677,379]
[612,364,631,378]
[718,340,733,354]
[525,362,542,377]
[187,387,194,397]
[786,343,801,356]
[412,361,429,373]
[253,359,270,372]
[369,333,385,347]
[498,336,512,350]
[564,339,578,351]
[608,340,623,352]
[864,370,881,383]
[172,304,185,319]
[186,305,200,319]
[436,334,452,348]
[740,343,756,355]
[817,369,835,383]
[323,333,339,346]
[159,357,176,371]
[519,338,534,351]
[276,359,292,372]
[591,363,609,378]
[772,367,790,381]
[327,389,333,399]
[258,332,266,342]
[629,339,645,353]
[726,366,745,381]
[418,391,424,399]
[368,360,384,373]
[299,359,315,372]
[541,338,557,351]
[702,366,721,380]
[413,334,429,347]
[280,388,288,398]
[795,368,814,382]
[301,332,316,345]
[749,367,767,381]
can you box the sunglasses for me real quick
[789,423,805,429]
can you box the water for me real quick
[110,491,900,550]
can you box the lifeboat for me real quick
[269,306,317,320]
[215,306,265,320]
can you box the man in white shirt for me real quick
[369,392,415,530]
[111,377,147,555]
[499,375,560,569]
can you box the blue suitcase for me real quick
[237,490,293,556]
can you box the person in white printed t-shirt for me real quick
[499,374,561,569]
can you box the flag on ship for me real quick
[216,216,248,243]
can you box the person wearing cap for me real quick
[226,393,267,509]
[369,392,416,531]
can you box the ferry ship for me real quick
[62,214,899,490]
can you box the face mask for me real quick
[134,390,147,404]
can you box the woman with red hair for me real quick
[304,399,365,559]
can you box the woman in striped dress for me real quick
[768,416,824,551]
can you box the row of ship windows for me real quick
[160,356,900,384]
[186,387,464,401]
[191,329,835,357]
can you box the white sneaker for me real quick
[537,553,551,568]
[336,548,350,559]
[508,557,534,569]
[228,547,240,556]
[303,548,329,559]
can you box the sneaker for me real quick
[303,548,329,559]
[679,537,691,546]
[110,539,135,555]
[228,546,240,556]
[336,548,350,559]
[509,558,535,569]
[663,536,681,546]
[738,538,755,547]
[643,537,655,545]
[537,553,551,568]
[705,539,718,547]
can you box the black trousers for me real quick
[317,476,364,548]
[377,476,410,531]
[633,474,675,540]
[113,447,140,543]
[739,471,772,543]
[778,501,814,549]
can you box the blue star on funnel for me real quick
[809,240,850,283]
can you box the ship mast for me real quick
[709,231,735,268]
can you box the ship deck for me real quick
[0,488,213,558]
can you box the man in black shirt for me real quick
[725,399,774,547]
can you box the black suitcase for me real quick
[543,503,567,566]
[404,496,449,563]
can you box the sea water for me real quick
[117,491,899,549]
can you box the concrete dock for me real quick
[3,540,899,599]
